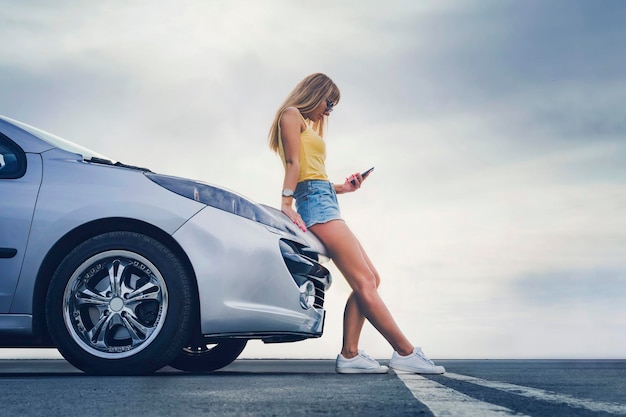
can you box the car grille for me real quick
[280,240,331,308]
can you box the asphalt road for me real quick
[0,359,624,417]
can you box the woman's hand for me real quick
[281,203,307,232]
[341,172,363,193]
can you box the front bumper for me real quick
[173,205,331,342]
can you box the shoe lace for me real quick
[358,350,377,364]
[414,348,435,365]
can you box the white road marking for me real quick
[395,371,530,416]
[445,372,626,415]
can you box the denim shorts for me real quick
[294,180,342,228]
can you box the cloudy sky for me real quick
[1,0,625,360]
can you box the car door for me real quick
[0,134,42,313]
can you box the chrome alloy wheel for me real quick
[62,250,168,359]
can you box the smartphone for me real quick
[351,167,375,185]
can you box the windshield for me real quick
[0,115,113,162]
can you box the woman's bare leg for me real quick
[342,293,365,357]
[309,220,414,356]
[341,239,380,357]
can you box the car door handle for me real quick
[0,248,17,258]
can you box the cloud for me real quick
[511,268,626,308]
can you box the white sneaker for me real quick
[335,350,389,374]
[389,347,445,374]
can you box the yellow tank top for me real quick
[278,115,329,182]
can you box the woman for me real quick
[269,73,444,374]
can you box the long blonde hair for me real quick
[268,73,341,153]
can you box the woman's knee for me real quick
[349,271,379,294]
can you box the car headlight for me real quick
[146,172,293,233]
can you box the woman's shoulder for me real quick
[280,107,306,130]
[281,106,303,119]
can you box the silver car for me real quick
[0,115,331,375]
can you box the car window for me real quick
[0,134,27,179]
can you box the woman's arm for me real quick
[279,107,306,231]
[334,172,363,194]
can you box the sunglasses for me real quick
[325,98,335,113]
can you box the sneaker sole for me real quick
[389,364,445,374]
[336,365,389,374]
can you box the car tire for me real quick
[169,339,248,372]
[46,231,195,375]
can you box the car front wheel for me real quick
[46,231,195,375]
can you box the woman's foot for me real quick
[335,350,389,374]
[389,347,445,374]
